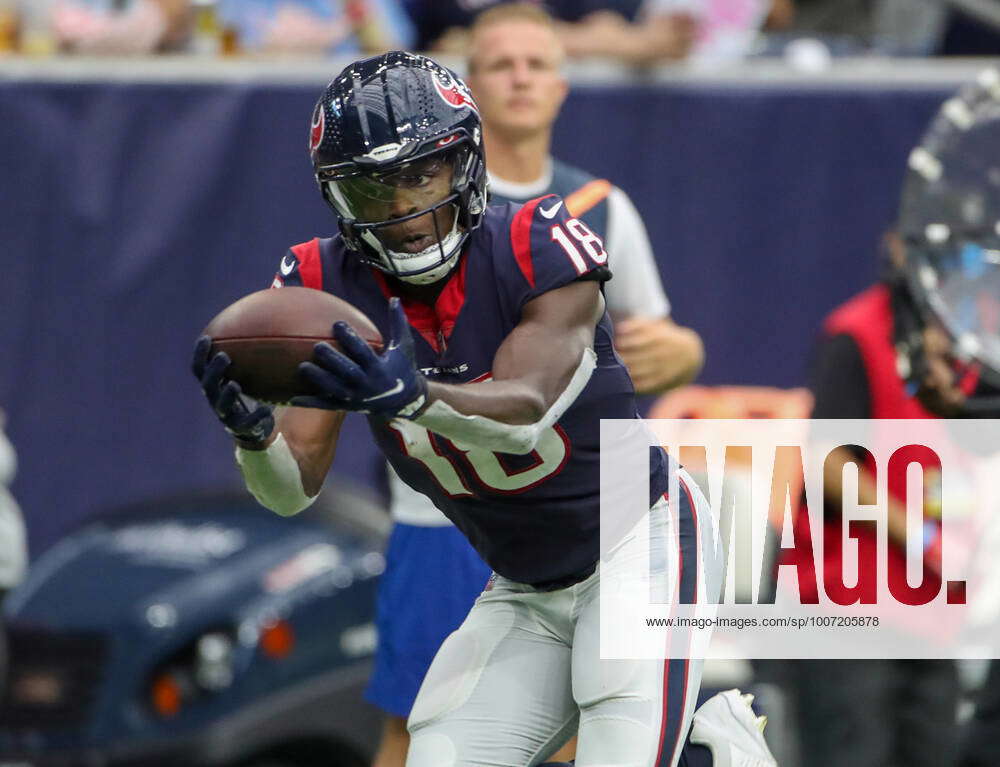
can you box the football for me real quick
[203,287,383,404]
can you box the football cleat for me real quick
[690,688,777,767]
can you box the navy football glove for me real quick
[292,297,428,419]
[192,336,275,444]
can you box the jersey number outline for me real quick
[388,419,571,496]
[550,218,608,275]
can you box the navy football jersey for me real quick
[275,196,666,584]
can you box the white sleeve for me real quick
[603,186,671,319]
[235,434,318,517]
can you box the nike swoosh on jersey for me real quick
[280,256,296,276]
[539,200,563,219]
[363,378,405,402]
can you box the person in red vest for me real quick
[785,234,963,767]
[786,70,1000,767]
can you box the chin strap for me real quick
[388,210,464,286]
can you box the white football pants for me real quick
[406,468,716,767]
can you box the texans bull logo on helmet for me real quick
[433,72,479,115]
[309,103,326,156]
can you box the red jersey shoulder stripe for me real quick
[291,238,323,290]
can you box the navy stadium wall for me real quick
[0,62,957,551]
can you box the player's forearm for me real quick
[624,17,696,64]
[236,408,344,514]
[558,15,693,64]
[278,408,344,496]
[275,407,345,496]
[413,348,596,455]
[424,380,547,426]
[411,283,601,454]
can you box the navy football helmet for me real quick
[310,52,488,285]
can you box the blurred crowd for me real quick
[0,0,995,64]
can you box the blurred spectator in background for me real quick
[785,0,946,55]
[466,3,703,390]
[405,0,697,63]
[406,0,794,65]
[12,0,416,57]
[782,69,1000,766]
[787,234,961,767]
[634,0,794,64]
[785,0,1000,56]
[41,0,190,54]
[789,0,895,49]
[217,0,413,56]
[548,1,697,64]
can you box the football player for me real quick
[194,52,776,767]
[367,6,705,766]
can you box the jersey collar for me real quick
[369,254,469,355]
